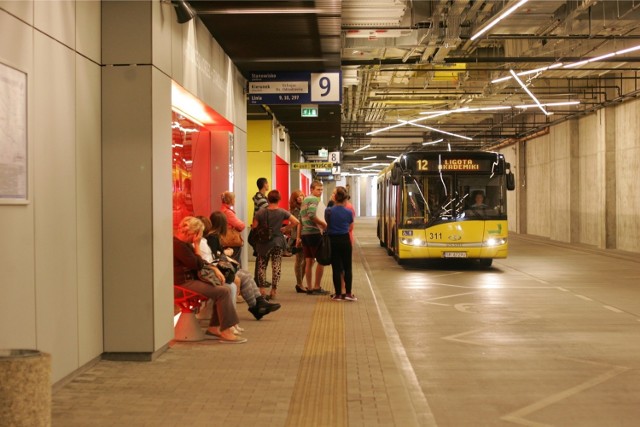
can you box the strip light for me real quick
[422,138,444,145]
[470,0,529,41]
[516,101,580,108]
[563,44,640,68]
[400,120,473,140]
[509,69,549,116]
[363,155,377,160]
[492,62,563,83]
[353,144,371,153]
[366,101,580,136]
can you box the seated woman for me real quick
[196,216,241,334]
[208,212,281,320]
[173,216,246,343]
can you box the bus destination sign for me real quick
[415,158,493,172]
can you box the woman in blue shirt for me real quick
[325,186,356,301]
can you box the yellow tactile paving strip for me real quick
[285,295,347,427]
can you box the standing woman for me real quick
[289,190,306,293]
[252,190,299,300]
[325,186,356,301]
[220,191,246,264]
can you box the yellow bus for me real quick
[377,151,515,266]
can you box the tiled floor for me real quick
[53,219,640,426]
[52,222,430,427]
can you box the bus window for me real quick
[426,176,452,219]
[458,174,506,219]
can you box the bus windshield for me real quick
[403,173,507,227]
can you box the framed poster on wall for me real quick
[0,62,27,204]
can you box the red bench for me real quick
[173,286,208,341]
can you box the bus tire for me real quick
[479,258,493,268]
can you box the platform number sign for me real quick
[328,151,340,164]
[311,73,341,103]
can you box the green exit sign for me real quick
[301,104,318,117]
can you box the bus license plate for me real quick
[443,252,467,258]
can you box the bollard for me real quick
[0,349,51,427]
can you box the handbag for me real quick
[315,233,332,266]
[220,228,243,248]
[197,267,223,286]
[212,256,238,283]
[251,210,273,245]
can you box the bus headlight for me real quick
[401,238,427,246]
[485,237,507,247]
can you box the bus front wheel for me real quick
[479,259,493,268]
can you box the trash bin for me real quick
[0,349,51,426]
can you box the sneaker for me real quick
[331,294,344,301]
[344,293,358,301]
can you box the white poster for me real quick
[0,62,27,202]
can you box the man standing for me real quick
[253,177,269,215]
[297,181,329,295]
[252,177,270,289]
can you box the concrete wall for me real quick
[0,1,103,381]
[503,96,640,254]
[0,0,247,383]
[615,98,640,252]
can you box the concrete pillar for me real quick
[604,107,617,249]
[101,1,174,359]
[517,141,527,235]
[569,119,581,244]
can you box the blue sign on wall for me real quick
[248,71,342,105]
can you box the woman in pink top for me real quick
[220,191,246,263]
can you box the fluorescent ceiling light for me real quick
[198,8,328,14]
[562,43,640,69]
[366,123,406,135]
[470,0,529,41]
[363,155,377,160]
[563,59,590,68]
[616,44,640,55]
[516,101,580,108]
[386,155,399,160]
[400,121,473,140]
[491,62,563,83]
[509,69,549,116]
[417,110,457,118]
[479,106,511,111]
[353,144,371,153]
[422,138,444,145]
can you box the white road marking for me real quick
[358,242,438,426]
[501,365,629,426]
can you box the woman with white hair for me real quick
[173,216,246,343]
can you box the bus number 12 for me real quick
[429,232,442,240]
[416,160,429,171]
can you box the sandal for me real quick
[219,334,247,344]
[295,285,307,293]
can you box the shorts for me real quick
[301,234,322,258]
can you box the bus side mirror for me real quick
[506,169,515,191]
[390,163,403,185]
